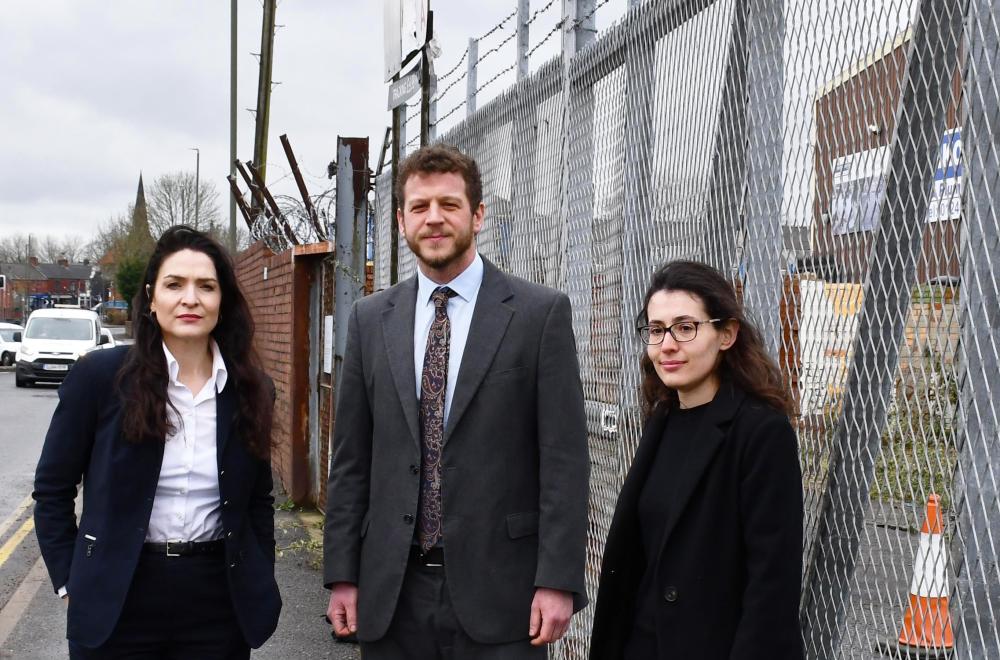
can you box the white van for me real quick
[0,322,23,366]
[14,307,110,387]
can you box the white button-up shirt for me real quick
[145,340,228,543]
[413,252,484,428]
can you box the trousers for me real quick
[68,551,249,660]
[361,555,548,660]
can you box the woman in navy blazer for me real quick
[33,226,280,658]
[590,260,804,659]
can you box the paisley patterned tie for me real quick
[418,286,457,552]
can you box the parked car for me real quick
[14,307,109,387]
[0,322,23,366]
[100,328,117,349]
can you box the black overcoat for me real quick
[589,381,804,660]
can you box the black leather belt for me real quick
[409,545,445,567]
[142,539,225,557]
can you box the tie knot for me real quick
[431,287,455,308]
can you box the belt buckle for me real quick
[165,540,182,558]
[421,551,443,568]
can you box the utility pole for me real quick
[251,0,276,220]
[420,11,434,147]
[190,148,201,229]
[390,73,401,285]
[229,0,238,252]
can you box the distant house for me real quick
[0,256,96,323]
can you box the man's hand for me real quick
[327,582,359,637]
[529,587,573,646]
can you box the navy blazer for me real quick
[589,381,805,660]
[33,346,281,649]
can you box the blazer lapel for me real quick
[381,278,421,449]
[656,381,746,556]
[444,259,514,443]
[216,379,236,464]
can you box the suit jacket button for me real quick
[403,514,414,524]
[664,586,678,603]
[409,464,419,475]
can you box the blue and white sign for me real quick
[927,128,962,223]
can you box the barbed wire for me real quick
[527,0,559,26]
[432,70,469,104]
[435,99,468,127]
[436,47,469,82]
[573,0,615,29]
[476,7,518,43]
[476,62,517,94]
[527,18,563,59]
[477,27,519,67]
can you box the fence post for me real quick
[954,0,1000,655]
[556,0,597,289]
[617,13,657,417]
[704,1,748,275]
[798,2,964,657]
[741,0,785,357]
[516,0,530,81]
[561,0,596,61]
[332,137,370,393]
[466,37,478,116]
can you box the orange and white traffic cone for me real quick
[877,493,955,659]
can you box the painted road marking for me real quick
[0,517,35,570]
[0,556,48,649]
[0,495,33,543]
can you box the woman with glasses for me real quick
[589,260,804,660]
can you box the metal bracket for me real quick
[601,407,618,435]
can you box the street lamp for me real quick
[189,147,200,228]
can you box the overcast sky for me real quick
[1,0,629,245]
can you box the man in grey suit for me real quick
[323,144,589,658]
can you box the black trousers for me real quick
[68,551,249,660]
[361,555,547,660]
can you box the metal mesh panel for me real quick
[372,1,1000,657]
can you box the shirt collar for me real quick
[162,339,229,394]
[416,252,484,306]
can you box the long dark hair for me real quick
[118,226,273,458]
[637,260,792,418]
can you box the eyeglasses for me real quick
[637,319,722,345]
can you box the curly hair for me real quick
[117,225,273,459]
[394,143,483,209]
[637,260,792,418]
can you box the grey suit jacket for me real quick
[323,257,590,644]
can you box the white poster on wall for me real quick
[324,315,334,374]
[829,146,889,236]
[927,128,962,223]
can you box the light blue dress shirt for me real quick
[413,252,484,428]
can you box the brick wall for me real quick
[236,241,368,507]
[235,241,298,498]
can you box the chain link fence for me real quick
[372,0,999,657]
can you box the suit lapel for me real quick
[444,260,514,443]
[381,278,421,448]
[656,381,745,557]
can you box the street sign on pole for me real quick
[388,60,421,110]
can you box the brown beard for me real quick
[404,222,475,269]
